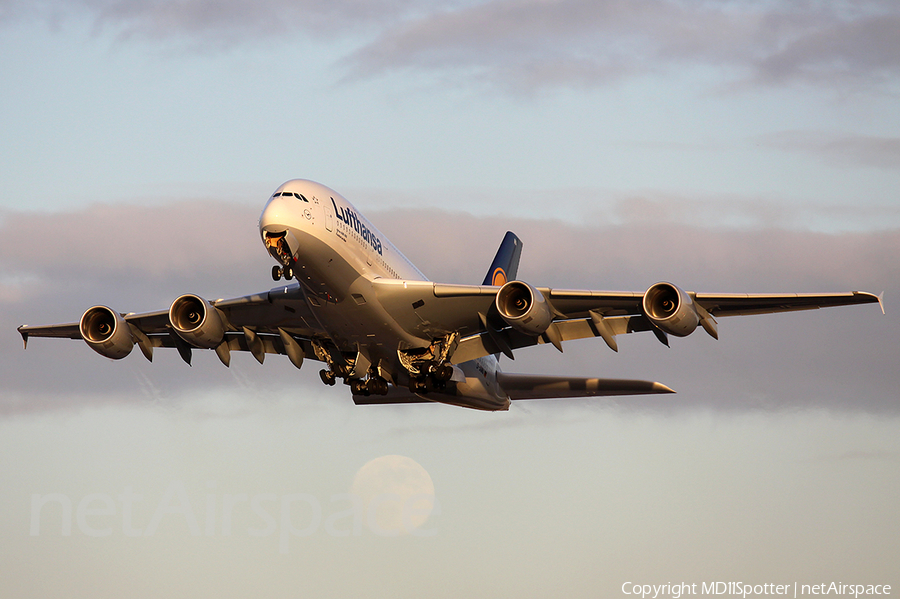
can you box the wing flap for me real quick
[546,289,644,317]
[450,315,652,364]
[372,279,649,341]
[138,331,321,357]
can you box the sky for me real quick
[1,1,899,597]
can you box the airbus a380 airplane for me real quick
[18,180,884,411]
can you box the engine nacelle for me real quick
[641,282,700,337]
[169,294,226,348]
[79,306,134,359]
[495,280,553,336]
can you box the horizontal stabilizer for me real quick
[497,372,674,400]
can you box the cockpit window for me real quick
[273,191,309,202]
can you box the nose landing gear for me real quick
[271,264,295,281]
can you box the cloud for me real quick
[3,0,428,42]
[374,204,896,294]
[346,0,740,84]
[6,0,900,92]
[760,131,900,170]
[755,11,900,87]
[0,200,261,287]
[344,0,900,92]
[0,200,283,414]
[2,197,896,415]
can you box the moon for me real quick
[350,455,436,536]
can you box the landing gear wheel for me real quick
[283,265,294,280]
[366,377,389,395]
[409,376,434,394]
[435,364,454,382]
[271,265,283,281]
[350,379,369,395]
[319,369,336,386]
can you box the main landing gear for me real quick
[408,361,454,394]
[272,264,294,281]
[319,368,337,386]
[314,339,458,397]
[397,336,458,395]
[351,377,389,396]
[318,367,390,397]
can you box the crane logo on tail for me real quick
[491,268,507,286]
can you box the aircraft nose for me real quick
[259,194,294,235]
[259,195,301,265]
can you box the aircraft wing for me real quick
[19,276,882,369]
[371,279,883,364]
[15,322,83,340]
[17,282,327,366]
[691,291,884,317]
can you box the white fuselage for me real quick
[258,179,509,410]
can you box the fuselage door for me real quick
[323,198,334,232]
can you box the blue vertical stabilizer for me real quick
[482,231,523,286]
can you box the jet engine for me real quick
[169,294,226,348]
[495,280,553,336]
[79,306,134,359]
[641,282,700,337]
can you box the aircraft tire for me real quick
[367,378,388,395]
[435,364,453,382]
[319,369,336,386]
